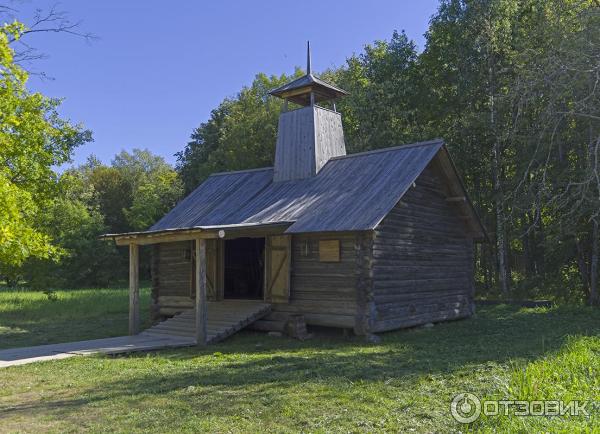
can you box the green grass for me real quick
[0,286,151,349]
[0,289,599,433]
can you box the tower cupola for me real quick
[270,42,348,182]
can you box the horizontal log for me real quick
[373,278,469,291]
[292,272,356,280]
[157,277,191,283]
[283,303,356,314]
[373,238,468,247]
[373,290,469,304]
[378,211,464,226]
[374,230,468,243]
[292,275,357,286]
[158,296,193,303]
[292,291,357,301]
[371,258,470,267]
[376,301,467,321]
[372,306,472,333]
[372,264,469,273]
[272,301,356,316]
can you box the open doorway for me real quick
[224,237,265,300]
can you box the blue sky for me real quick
[17,1,439,167]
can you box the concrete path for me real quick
[0,301,272,368]
[0,334,194,368]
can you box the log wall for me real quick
[151,241,194,318]
[370,165,475,332]
[268,233,358,328]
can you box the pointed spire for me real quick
[306,41,312,75]
[269,41,348,106]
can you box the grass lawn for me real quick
[0,286,152,349]
[1,288,599,433]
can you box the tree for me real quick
[125,168,183,231]
[419,0,600,302]
[332,30,423,153]
[176,72,301,192]
[0,21,91,275]
[503,0,600,304]
[418,0,524,295]
[24,174,120,288]
[22,149,184,288]
[0,3,96,74]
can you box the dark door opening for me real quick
[224,237,265,300]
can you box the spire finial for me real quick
[306,40,311,75]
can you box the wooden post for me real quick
[128,243,140,335]
[195,238,207,346]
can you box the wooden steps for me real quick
[139,300,271,344]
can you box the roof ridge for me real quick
[329,139,444,161]
[209,166,274,177]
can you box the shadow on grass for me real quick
[2,304,600,422]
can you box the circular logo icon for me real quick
[451,393,481,423]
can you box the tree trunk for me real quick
[490,95,510,295]
[590,219,599,306]
[493,171,510,295]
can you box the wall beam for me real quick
[128,243,140,335]
[195,238,207,346]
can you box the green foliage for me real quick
[24,192,121,289]
[125,169,183,231]
[0,21,91,270]
[87,165,132,233]
[19,149,183,289]
[332,30,424,152]
[176,72,302,192]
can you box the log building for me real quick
[104,45,486,344]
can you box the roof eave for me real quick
[100,221,294,246]
[269,74,348,99]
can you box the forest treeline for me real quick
[2,0,599,303]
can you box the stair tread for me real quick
[142,303,271,344]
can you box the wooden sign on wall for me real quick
[319,239,340,262]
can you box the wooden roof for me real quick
[269,42,348,106]
[147,139,486,239]
[269,74,348,106]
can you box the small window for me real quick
[183,248,192,262]
[301,240,311,257]
[319,240,340,262]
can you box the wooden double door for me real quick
[191,235,291,303]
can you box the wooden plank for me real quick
[266,235,291,303]
[114,229,217,246]
[195,238,207,346]
[141,301,272,344]
[319,239,340,262]
[129,243,140,335]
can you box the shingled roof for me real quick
[269,73,348,106]
[147,139,484,237]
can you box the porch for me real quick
[103,223,292,346]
